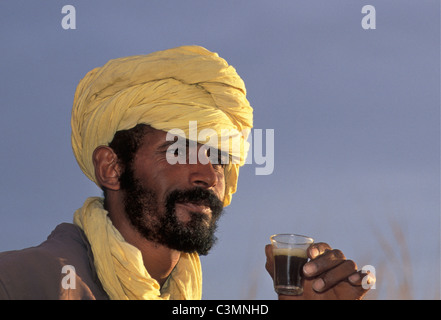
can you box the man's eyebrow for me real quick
[157,139,231,156]
[156,138,189,151]
[157,140,177,150]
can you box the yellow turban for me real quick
[71,45,253,206]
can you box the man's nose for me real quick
[189,146,217,189]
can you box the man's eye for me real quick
[215,151,229,165]
[167,147,185,157]
[211,151,229,169]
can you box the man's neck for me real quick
[106,194,180,287]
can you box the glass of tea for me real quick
[270,233,314,296]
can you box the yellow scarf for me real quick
[73,197,202,300]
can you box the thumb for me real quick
[265,244,274,279]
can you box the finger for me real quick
[311,259,358,293]
[265,244,273,258]
[307,242,333,259]
[348,270,376,289]
[264,244,274,278]
[303,249,347,277]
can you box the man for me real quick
[0,46,372,300]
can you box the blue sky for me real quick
[0,0,439,299]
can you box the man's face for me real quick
[119,128,226,255]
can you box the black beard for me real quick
[120,166,224,255]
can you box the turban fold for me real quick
[71,45,253,206]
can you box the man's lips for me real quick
[174,202,212,223]
[175,202,212,216]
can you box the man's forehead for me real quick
[135,126,196,149]
[143,126,168,141]
[132,125,177,143]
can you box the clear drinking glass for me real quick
[270,234,314,295]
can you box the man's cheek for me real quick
[218,175,226,202]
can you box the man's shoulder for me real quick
[0,223,108,300]
[0,223,85,269]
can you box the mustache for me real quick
[165,187,224,218]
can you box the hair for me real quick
[103,123,152,206]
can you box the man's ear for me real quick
[92,146,122,191]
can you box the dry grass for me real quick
[364,217,440,300]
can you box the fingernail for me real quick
[310,248,319,259]
[303,262,317,276]
[312,278,325,292]
[348,273,361,283]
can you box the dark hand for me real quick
[265,242,374,300]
